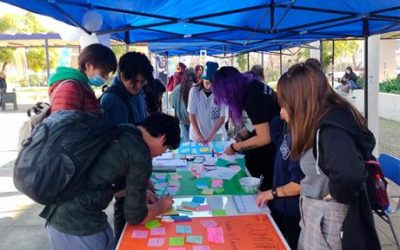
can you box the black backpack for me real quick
[14,110,122,205]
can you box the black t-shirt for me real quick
[243,80,280,126]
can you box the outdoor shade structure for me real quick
[1,0,400,121]
[1,0,398,51]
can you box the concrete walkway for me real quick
[0,104,399,250]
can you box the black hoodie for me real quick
[314,106,380,250]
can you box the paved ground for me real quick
[0,104,399,250]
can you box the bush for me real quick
[379,77,400,94]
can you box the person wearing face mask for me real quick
[100,52,153,125]
[48,43,117,114]
[187,61,227,143]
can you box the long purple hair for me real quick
[212,66,253,125]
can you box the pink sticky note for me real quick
[168,248,186,250]
[211,179,223,188]
[197,204,210,211]
[131,230,148,239]
[207,227,224,243]
[150,227,166,236]
[200,219,218,228]
[147,237,164,247]
[193,246,210,250]
[229,165,241,171]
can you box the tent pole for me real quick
[331,40,335,86]
[363,21,369,121]
[247,53,250,71]
[261,51,264,68]
[320,40,324,67]
[166,52,169,112]
[45,38,50,85]
[279,46,283,75]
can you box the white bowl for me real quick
[239,177,260,193]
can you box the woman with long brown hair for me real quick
[277,62,380,250]
[170,67,196,141]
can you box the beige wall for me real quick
[379,39,397,81]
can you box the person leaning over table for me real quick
[256,115,304,249]
[99,51,156,244]
[277,61,380,250]
[212,66,280,190]
[41,113,180,250]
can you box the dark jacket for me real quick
[315,106,380,250]
[40,124,151,235]
[100,77,147,125]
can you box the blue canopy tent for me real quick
[1,0,398,47]
[1,0,400,119]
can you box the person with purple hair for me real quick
[212,66,281,190]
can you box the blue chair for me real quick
[378,153,400,248]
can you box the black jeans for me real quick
[271,209,301,250]
[244,144,276,191]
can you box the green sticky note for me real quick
[186,235,203,244]
[202,188,214,195]
[145,219,161,229]
[169,236,185,246]
[212,209,227,216]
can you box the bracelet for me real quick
[271,188,278,199]
[230,143,238,153]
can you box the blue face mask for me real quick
[88,74,106,87]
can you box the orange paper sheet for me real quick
[117,215,286,250]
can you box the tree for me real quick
[235,54,247,71]
[322,40,361,69]
[111,45,126,59]
[26,48,60,72]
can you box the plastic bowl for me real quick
[239,177,260,193]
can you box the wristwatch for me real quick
[271,188,278,199]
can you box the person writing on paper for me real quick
[212,66,280,190]
[277,62,379,250]
[41,113,180,250]
[187,61,227,143]
[256,116,304,249]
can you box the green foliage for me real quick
[26,48,60,73]
[111,45,126,59]
[235,54,247,72]
[322,40,360,69]
[379,77,400,94]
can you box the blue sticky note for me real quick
[192,196,206,204]
[176,225,192,234]
[171,215,192,222]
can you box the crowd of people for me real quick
[33,43,379,250]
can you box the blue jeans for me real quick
[45,224,115,250]
[180,123,190,142]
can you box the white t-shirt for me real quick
[187,86,227,141]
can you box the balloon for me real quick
[98,34,110,47]
[82,10,103,32]
[79,33,99,49]
[60,26,83,42]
